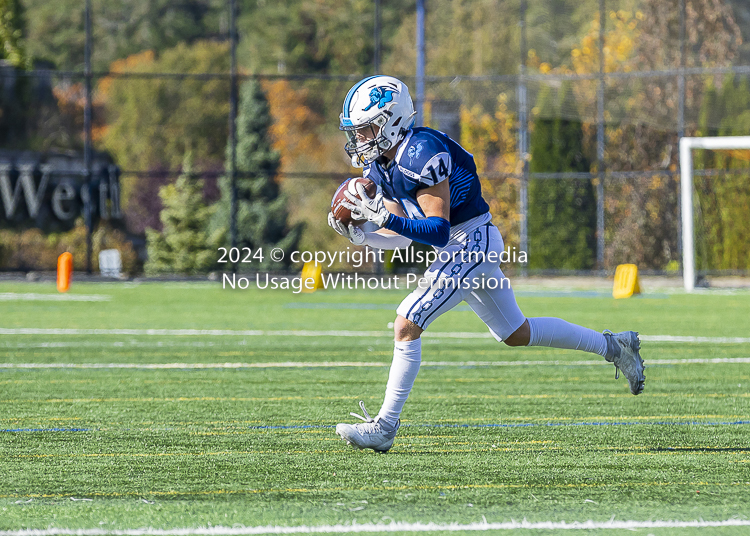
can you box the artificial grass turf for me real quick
[0,280,747,336]
[0,281,748,531]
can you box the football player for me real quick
[328,75,644,453]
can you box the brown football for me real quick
[330,177,377,227]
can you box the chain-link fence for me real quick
[1,0,749,275]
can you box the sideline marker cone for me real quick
[612,263,641,299]
[57,252,73,293]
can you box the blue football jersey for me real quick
[363,127,489,226]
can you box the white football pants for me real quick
[377,219,607,427]
[396,222,525,339]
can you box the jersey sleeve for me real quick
[396,133,453,189]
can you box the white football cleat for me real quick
[336,401,399,453]
[604,330,645,395]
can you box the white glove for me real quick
[342,183,390,228]
[327,212,366,246]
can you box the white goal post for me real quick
[679,136,750,292]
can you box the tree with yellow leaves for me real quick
[460,94,520,250]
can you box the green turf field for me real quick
[0,280,749,535]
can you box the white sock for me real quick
[527,317,607,357]
[377,338,422,429]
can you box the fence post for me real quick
[84,0,93,274]
[229,0,238,271]
[596,0,606,272]
[677,0,686,140]
[374,0,381,74]
[415,0,425,126]
[373,0,383,275]
[518,0,529,276]
[677,0,686,259]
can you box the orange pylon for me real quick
[57,252,73,293]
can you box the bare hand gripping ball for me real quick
[330,177,377,227]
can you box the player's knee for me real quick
[394,315,422,342]
[504,319,530,347]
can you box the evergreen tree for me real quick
[528,84,596,270]
[145,152,219,275]
[211,80,302,270]
[0,0,27,67]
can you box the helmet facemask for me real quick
[341,112,392,168]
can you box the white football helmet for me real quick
[340,75,417,168]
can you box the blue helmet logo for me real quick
[363,87,396,111]
[407,143,423,165]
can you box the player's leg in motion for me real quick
[334,314,423,453]
[466,267,645,396]
[506,318,644,395]
[336,224,499,452]
[336,224,645,452]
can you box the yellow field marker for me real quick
[300,262,324,293]
[613,263,641,299]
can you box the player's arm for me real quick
[343,181,451,248]
[343,146,453,247]
[378,178,450,247]
[329,195,413,249]
[361,198,413,250]
[415,179,450,220]
[374,198,407,237]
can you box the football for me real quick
[330,177,377,227]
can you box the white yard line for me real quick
[1,519,750,535]
[0,327,749,343]
[0,362,387,369]
[2,357,750,369]
[642,335,750,343]
[0,293,111,302]
[0,328,384,337]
